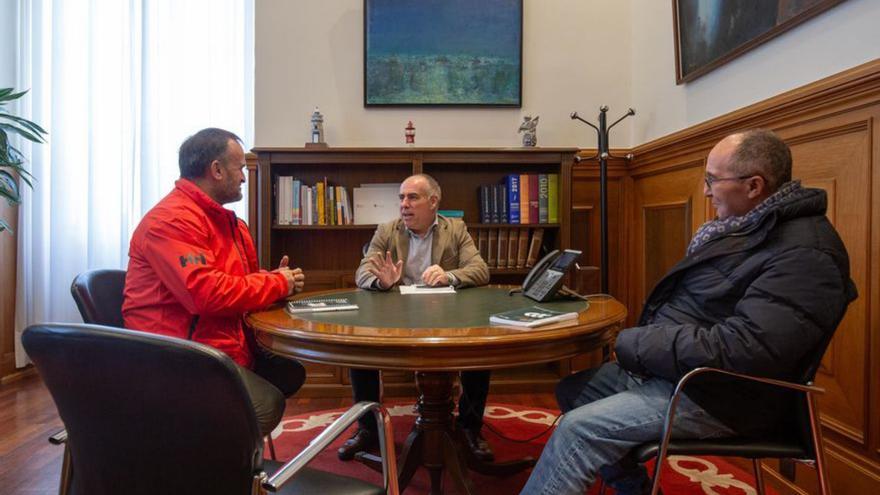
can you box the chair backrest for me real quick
[23,324,264,495]
[789,306,853,454]
[70,269,127,327]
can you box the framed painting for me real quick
[364,0,522,107]
[673,0,845,84]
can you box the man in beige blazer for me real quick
[340,174,494,462]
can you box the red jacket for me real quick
[123,179,288,367]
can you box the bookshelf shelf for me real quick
[468,223,560,229]
[272,224,379,231]
[489,268,532,275]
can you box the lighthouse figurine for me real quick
[405,121,415,145]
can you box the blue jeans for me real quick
[519,362,734,495]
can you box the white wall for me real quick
[631,0,880,145]
[255,0,632,148]
[256,0,880,149]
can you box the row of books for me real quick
[275,176,354,225]
[479,174,559,224]
[475,227,544,269]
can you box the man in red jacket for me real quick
[123,128,306,436]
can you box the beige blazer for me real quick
[355,215,489,289]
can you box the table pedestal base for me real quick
[357,371,535,494]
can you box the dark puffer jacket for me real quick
[615,186,857,435]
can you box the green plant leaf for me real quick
[0,122,45,144]
[0,88,43,232]
[0,170,21,205]
[0,113,48,138]
[0,88,28,102]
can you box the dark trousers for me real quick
[350,368,490,432]
[239,350,307,436]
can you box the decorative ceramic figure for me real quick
[405,121,416,145]
[518,115,539,147]
[310,107,325,144]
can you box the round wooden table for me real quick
[247,286,627,494]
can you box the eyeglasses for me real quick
[704,174,757,188]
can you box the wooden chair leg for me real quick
[753,459,766,495]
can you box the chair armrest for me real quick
[662,367,824,443]
[672,367,824,397]
[49,429,68,445]
[263,401,399,495]
[650,366,824,489]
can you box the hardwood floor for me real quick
[0,371,557,495]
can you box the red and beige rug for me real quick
[271,402,774,495]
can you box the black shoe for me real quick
[462,427,495,462]
[337,428,378,461]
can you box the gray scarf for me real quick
[687,180,802,256]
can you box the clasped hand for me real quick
[273,255,305,295]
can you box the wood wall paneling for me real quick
[782,121,872,447]
[643,199,692,297]
[0,199,17,378]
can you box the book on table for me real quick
[489,306,580,328]
[287,297,359,314]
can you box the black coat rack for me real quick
[570,106,635,294]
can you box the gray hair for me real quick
[728,129,792,192]
[409,173,442,202]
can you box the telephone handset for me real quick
[521,249,583,302]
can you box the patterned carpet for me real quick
[270,402,773,494]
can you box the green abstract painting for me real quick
[364,0,522,107]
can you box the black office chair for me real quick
[599,326,842,495]
[69,268,291,458]
[24,323,400,495]
[70,269,127,327]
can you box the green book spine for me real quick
[538,174,549,224]
[548,173,559,224]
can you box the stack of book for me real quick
[475,227,544,269]
[479,173,559,224]
[489,305,580,328]
[275,176,354,226]
[287,297,359,314]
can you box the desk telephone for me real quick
[518,249,583,302]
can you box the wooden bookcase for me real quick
[250,147,583,396]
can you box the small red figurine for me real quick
[405,121,415,145]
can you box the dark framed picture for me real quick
[673,0,845,84]
[364,0,522,107]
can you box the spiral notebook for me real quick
[287,297,359,314]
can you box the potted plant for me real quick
[1,88,47,233]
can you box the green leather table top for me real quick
[292,287,588,329]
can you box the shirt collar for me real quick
[406,215,439,239]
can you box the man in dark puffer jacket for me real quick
[519,129,857,495]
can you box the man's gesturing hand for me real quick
[367,250,403,289]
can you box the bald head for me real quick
[725,129,792,192]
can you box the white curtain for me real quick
[14,0,255,367]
